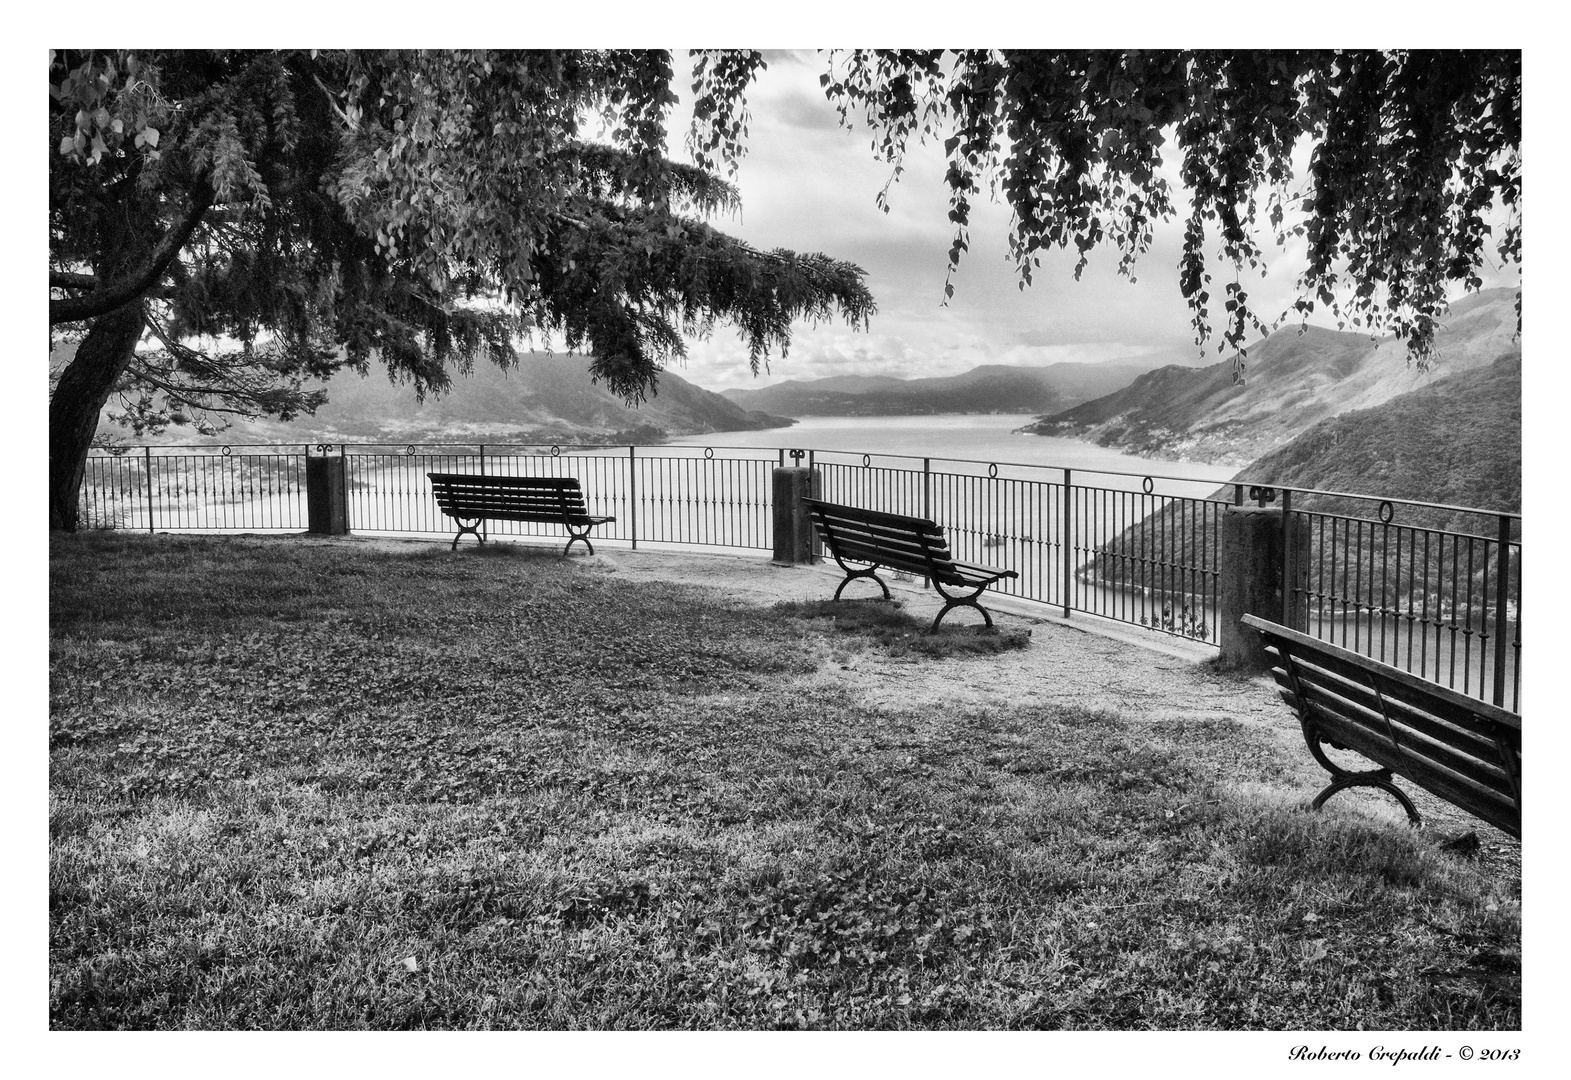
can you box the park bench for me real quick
[801,498,1018,632]
[427,472,615,555]
[1243,615,1520,839]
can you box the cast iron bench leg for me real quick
[1302,719,1422,827]
[563,525,596,556]
[832,563,891,601]
[929,578,994,632]
[451,517,484,550]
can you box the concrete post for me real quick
[1218,505,1307,671]
[306,454,348,535]
[771,467,820,565]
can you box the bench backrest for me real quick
[1243,614,1521,838]
[428,472,593,523]
[801,499,965,584]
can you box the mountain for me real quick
[1083,352,1520,608]
[1021,288,1521,465]
[718,357,1177,417]
[90,352,796,445]
[1231,351,1520,520]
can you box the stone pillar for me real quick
[306,454,348,535]
[771,467,820,565]
[1218,505,1308,671]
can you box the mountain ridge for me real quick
[86,352,796,445]
[717,356,1194,418]
[1020,288,1521,466]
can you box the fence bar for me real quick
[143,446,154,533]
[629,445,638,550]
[1280,488,1295,628]
[1493,513,1510,707]
[1062,468,1073,618]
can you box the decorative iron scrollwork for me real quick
[704,447,715,460]
[1142,476,1155,495]
[988,463,998,478]
[1378,500,1395,524]
[221,445,233,457]
[862,454,871,467]
[1248,485,1278,506]
[550,445,562,457]
[405,445,416,456]
[788,449,806,464]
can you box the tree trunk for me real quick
[49,303,146,531]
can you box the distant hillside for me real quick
[85,352,795,445]
[718,357,1183,418]
[1021,288,1521,465]
[1231,351,1520,520]
[1084,353,1520,615]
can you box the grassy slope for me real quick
[50,535,1520,1030]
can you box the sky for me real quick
[656,49,1521,393]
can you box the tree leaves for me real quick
[821,49,1521,373]
[50,49,875,432]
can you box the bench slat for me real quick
[1274,643,1512,747]
[806,517,952,559]
[1271,648,1506,765]
[435,494,594,516]
[822,539,947,580]
[1243,615,1519,731]
[802,499,947,538]
[429,472,583,490]
[1281,673,1515,796]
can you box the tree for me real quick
[817,49,1519,370]
[49,49,874,531]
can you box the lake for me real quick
[667,413,1239,494]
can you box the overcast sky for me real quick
[661,50,1521,393]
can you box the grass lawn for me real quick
[48,532,1521,1029]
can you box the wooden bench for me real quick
[1243,615,1520,839]
[427,472,614,555]
[802,498,1018,632]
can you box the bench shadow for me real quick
[772,597,1031,658]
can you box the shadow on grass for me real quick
[772,598,1031,658]
[397,539,585,563]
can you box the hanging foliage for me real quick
[819,49,1520,371]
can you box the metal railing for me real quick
[78,444,310,532]
[77,440,1520,711]
[810,449,1224,643]
[1249,484,1522,714]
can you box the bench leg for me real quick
[929,579,994,633]
[1302,721,1422,827]
[563,526,596,556]
[451,518,484,550]
[832,565,891,602]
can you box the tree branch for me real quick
[50,270,98,291]
[50,184,214,325]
